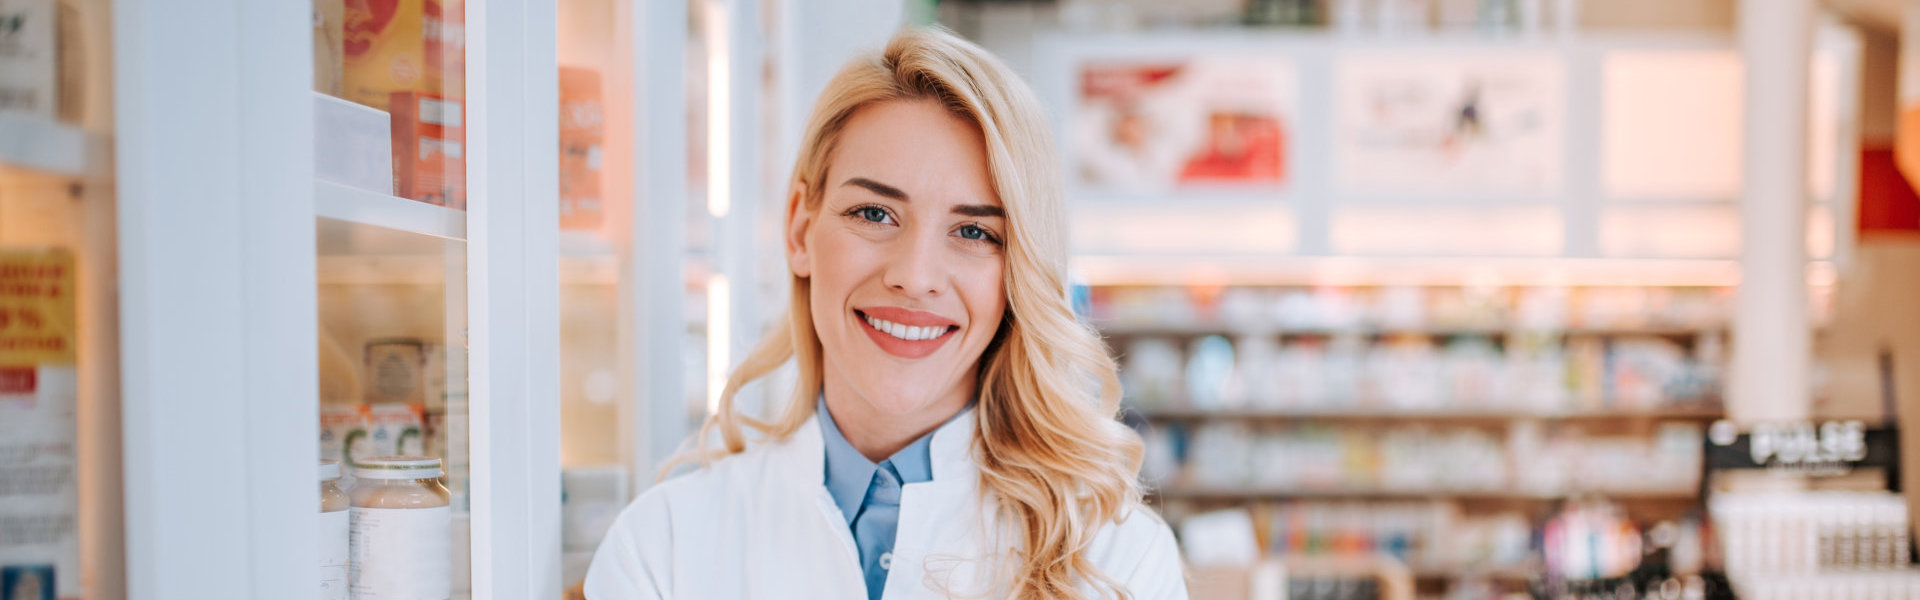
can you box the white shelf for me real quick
[1128,406,1725,422]
[315,180,466,240]
[1093,321,1725,338]
[1071,255,1746,287]
[0,112,88,177]
[1151,485,1699,501]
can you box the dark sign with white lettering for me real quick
[1704,420,1899,479]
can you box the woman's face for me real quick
[788,99,1008,424]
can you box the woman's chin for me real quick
[853,385,956,419]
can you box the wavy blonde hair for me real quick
[669,27,1145,599]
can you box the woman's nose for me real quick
[883,224,944,297]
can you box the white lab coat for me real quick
[583,407,1188,599]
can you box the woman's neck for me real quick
[820,378,972,463]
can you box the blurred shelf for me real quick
[1128,406,1725,422]
[0,112,88,177]
[558,230,615,257]
[1071,255,1745,287]
[1285,557,1534,581]
[1408,563,1536,581]
[315,180,466,240]
[1093,322,1724,338]
[1151,485,1699,501]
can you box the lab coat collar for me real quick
[777,403,979,497]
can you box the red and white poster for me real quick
[1072,57,1295,194]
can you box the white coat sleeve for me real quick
[583,490,674,600]
[1120,515,1189,600]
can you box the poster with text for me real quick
[1073,56,1296,195]
[0,249,79,600]
[1334,53,1565,196]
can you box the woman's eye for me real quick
[956,224,1000,245]
[857,207,889,223]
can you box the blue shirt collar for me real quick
[817,396,945,525]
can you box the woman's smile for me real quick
[855,307,960,358]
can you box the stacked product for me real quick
[1710,490,1920,599]
[1263,501,1532,574]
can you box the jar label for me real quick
[321,510,349,600]
[350,505,451,600]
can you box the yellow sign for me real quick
[0,250,76,366]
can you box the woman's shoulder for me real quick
[1083,504,1186,596]
[631,439,794,509]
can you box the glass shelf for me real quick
[316,181,468,241]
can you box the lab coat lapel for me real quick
[888,408,1002,599]
[767,415,866,588]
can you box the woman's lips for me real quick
[855,308,958,359]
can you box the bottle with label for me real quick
[320,459,350,600]
[350,456,451,600]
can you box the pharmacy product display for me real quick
[0,250,83,598]
[1095,282,1728,594]
[1099,285,1727,413]
[312,0,468,206]
[349,456,451,600]
[320,460,350,600]
[1162,420,1704,497]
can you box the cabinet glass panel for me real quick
[0,0,120,597]
[554,1,711,591]
[555,0,627,589]
[313,0,472,596]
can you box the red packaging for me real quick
[559,67,605,231]
[389,92,467,208]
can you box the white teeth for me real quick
[864,314,948,341]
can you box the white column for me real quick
[1733,0,1813,423]
[625,0,690,487]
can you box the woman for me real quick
[584,27,1185,599]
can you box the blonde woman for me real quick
[585,27,1185,599]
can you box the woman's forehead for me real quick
[825,99,1002,210]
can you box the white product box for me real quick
[0,0,57,117]
[313,91,394,195]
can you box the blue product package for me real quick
[0,565,55,600]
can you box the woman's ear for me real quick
[786,183,813,278]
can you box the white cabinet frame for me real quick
[114,0,561,597]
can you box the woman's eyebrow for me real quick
[843,176,1004,218]
[952,204,1005,218]
[843,177,909,200]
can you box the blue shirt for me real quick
[817,398,939,600]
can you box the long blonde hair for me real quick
[671,27,1145,599]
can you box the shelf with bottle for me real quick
[1095,321,1726,339]
[1127,403,1725,423]
[1170,497,1719,596]
[1145,418,1706,502]
[1151,485,1701,501]
[1086,283,1734,340]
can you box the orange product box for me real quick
[559,67,605,231]
[342,0,461,109]
[342,0,425,109]
[425,0,464,99]
[389,91,466,208]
